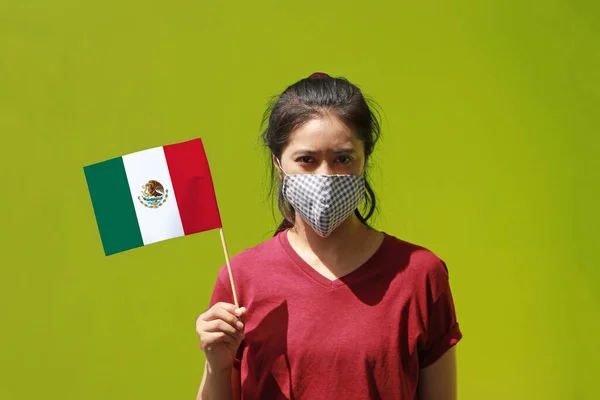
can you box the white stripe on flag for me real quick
[122,146,185,245]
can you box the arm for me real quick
[196,361,241,400]
[417,346,457,400]
[196,268,246,400]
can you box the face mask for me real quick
[277,159,365,237]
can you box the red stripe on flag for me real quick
[163,138,222,234]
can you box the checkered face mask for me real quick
[278,159,365,237]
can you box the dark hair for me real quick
[260,73,382,236]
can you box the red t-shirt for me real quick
[209,229,462,399]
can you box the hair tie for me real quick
[309,72,330,79]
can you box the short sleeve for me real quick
[208,268,245,369]
[209,268,236,307]
[418,260,462,368]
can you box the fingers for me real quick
[197,303,247,351]
[199,331,238,350]
[196,303,248,342]
[214,302,247,319]
[203,319,243,337]
[236,306,247,322]
[199,303,246,328]
[198,322,243,349]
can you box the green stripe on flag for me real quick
[84,157,143,255]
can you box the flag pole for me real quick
[219,227,239,308]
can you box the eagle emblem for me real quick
[138,180,169,208]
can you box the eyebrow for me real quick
[292,148,356,155]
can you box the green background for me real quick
[1,1,598,399]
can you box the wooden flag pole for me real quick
[219,227,239,308]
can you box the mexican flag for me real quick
[83,138,222,256]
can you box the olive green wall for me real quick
[2,1,598,399]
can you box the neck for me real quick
[288,213,371,256]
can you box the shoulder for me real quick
[382,232,450,288]
[215,231,285,283]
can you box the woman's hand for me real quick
[196,302,247,373]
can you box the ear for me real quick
[272,153,283,180]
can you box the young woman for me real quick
[195,73,462,400]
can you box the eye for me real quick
[336,156,353,164]
[296,156,314,164]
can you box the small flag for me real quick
[84,138,222,256]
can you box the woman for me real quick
[195,73,462,399]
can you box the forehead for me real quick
[286,114,362,151]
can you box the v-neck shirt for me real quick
[209,229,462,399]
[280,229,388,290]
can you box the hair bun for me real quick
[309,72,330,79]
